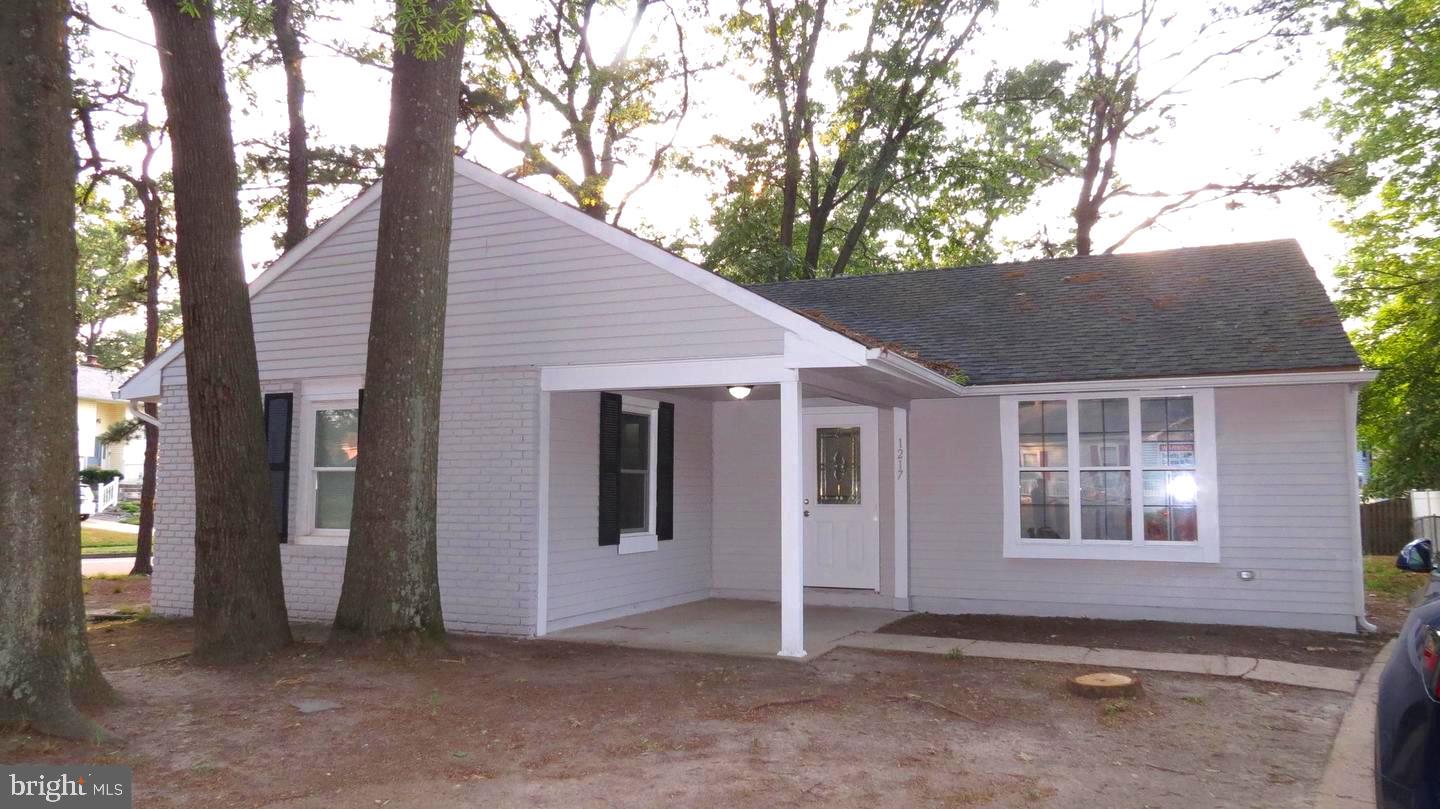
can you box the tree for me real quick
[72,51,175,576]
[270,0,309,249]
[74,204,146,363]
[227,0,387,251]
[1057,1,1319,256]
[0,0,114,740]
[463,0,700,223]
[332,0,471,644]
[148,0,292,661]
[1321,0,1440,495]
[230,0,314,250]
[705,0,1064,281]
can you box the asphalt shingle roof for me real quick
[749,239,1360,386]
[76,363,126,401]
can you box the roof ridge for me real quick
[747,238,1304,289]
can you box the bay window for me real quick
[1002,389,1218,562]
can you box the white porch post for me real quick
[535,389,551,637]
[893,406,910,611]
[778,372,806,657]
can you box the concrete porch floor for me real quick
[544,598,901,660]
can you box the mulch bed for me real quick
[879,612,1390,670]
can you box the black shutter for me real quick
[263,393,294,542]
[657,401,674,540]
[597,391,622,546]
[357,387,364,422]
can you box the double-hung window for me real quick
[297,393,360,543]
[617,395,659,554]
[1001,389,1218,562]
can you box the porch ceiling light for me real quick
[726,385,753,400]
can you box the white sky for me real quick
[75,0,1349,294]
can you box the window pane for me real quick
[314,408,359,468]
[1142,470,1198,543]
[1079,398,1129,467]
[619,470,647,531]
[315,470,354,529]
[1018,400,1067,468]
[620,413,649,471]
[1143,471,1198,506]
[1081,470,1131,540]
[1019,471,1069,539]
[816,427,861,505]
[1141,397,1195,468]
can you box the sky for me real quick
[75,0,1352,295]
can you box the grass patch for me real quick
[1365,555,1425,599]
[81,524,137,557]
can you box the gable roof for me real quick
[121,157,911,399]
[76,363,126,401]
[750,240,1361,386]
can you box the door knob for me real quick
[804,510,811,517]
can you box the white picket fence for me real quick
[96,477,120,513]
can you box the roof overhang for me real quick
[954,368,1378,397]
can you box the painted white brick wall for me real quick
[150,367,539,635]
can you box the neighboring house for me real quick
[119,157,1375,655]
[77,359,144,482]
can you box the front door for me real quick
[803,407,880,589]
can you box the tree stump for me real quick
[1068,672,1142,699]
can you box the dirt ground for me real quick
[880,612,1389,670]
[6,619,1351,809]
[83,574,151,613]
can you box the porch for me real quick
[535,346,962,658]
[547,598,899,659]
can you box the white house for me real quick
[119,157,1376,656]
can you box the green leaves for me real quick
[394,0,474,60]
[1324,0,1440,495]
[705,0,1066,281]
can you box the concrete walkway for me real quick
[838,631,1363,693]
[82,556,136,576]
[84,516,139,533]
[1313,639,1393,809]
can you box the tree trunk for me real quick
[0,0,115,740]
[332,0,468,645]
[148,0,292,663]
[272,0,309,250]
[131,181,161,577]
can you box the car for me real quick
[1376,537,1440,808]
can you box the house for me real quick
[118,157,1375,656]
[77,358,144,482]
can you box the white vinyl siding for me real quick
[545,390,712,630]
[907,383,1359,633]
[162,174,784,385]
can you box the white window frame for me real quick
[1000,388,1220,563]
[295,384,362,546]
[617,394,659,555]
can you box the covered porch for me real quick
[547,599,899,659]
[535,341,962,658]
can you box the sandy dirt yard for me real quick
[3,618,1353,809]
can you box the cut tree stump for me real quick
[1068,672,1142,699]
